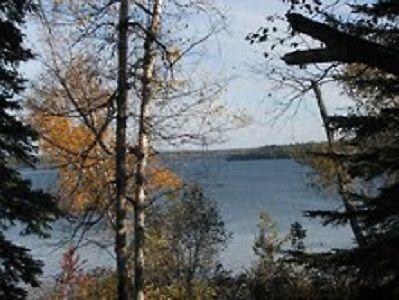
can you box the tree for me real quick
[0,1,59,298]
[163,185,230,298]
[132,2,163,298]
[29,55,183,298]
[35,1,244,298]
[247,26,366,247]
[309,81,366,246]
[253,212,285,261]
[115,1,129,297]
[41,184,230,299]
[143,185,231,299]
[252,0,399,296]
[282,13,399,77]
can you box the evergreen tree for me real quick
[285,1,399,296]
[251,0,399,297]
[0,1,59,298]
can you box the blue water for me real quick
[167,158,353,271]
[14,159,354,278]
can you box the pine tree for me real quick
[251,0,399,296]
[0,1,59,298]
[281,0,399,296]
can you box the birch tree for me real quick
[133,1,163,298]
[33,1,242,299]
[29,54,184,298]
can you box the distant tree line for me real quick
[249,0,399,298]
[226,143,324,161]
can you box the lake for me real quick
[14,158,354,280]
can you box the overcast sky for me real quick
[23,0,354,150]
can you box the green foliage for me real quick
[255,0,399,296]
[248,214,314,299]
[212,214,353,300]
[146,184,231,297]
[291,143,347,193]
[0,1,59,298]
[253,212,284,260]
[226,143,322,161]
[43,184,230,299]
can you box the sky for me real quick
[209,0,354,149]
[22,0,355,150]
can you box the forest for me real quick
[0,0,398,299]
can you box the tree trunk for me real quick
[186,245,200,299]
[115,0,129,299]
[134,1,163,299]
[283,13,399,77]
[311,80,366,247]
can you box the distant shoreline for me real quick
[160,142,321,161]
[12,142,323,167]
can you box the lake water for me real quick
[14,159,354,280]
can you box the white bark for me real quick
[134,1,163,299]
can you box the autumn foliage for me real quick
[29,58,181,214]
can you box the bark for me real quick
[283,13,399,77]
[115,0,129,299]
[133,1,163,299]
[186,244,200,299]
[311,81,366,247]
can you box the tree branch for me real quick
[282,13,399,77]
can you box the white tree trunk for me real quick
[134,1,163,299]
